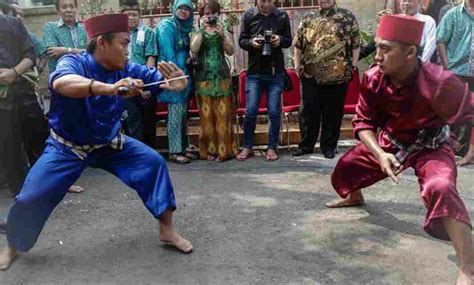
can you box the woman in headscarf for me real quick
[190,2,237,162]
[156,0,196,164]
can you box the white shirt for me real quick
[413,13,437,62]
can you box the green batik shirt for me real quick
[42,18,87,71]
[128,24,158,65]
[436,4,474,77]
[194,31,232,98]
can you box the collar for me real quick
[57,17,78,28]
[251,5,278,17]
[131,23,143,33]
[384,61,421,89]
[320,5,337,17]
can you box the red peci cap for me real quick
[376,14,425,46]
[83,13,129,39]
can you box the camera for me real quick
[207,15,219,26]
[261,30,273,56]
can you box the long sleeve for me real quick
[279,11,292,49]
[421,16,436,62]
[238,12,256,52]
[157,21,178,67]
[353,72,380,139]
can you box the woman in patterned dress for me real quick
[190,2,237,161]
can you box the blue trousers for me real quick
[6,136,176,252]
[243,74,284,150]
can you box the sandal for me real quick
[265,149,279,161]
[236,149,254,161]
[169,154,190,164]
[184,151,198,160]
[207,155,218,161]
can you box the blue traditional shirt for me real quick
[436,4,474,77]
[129,24,158,65]
[48,53,163,145]
[156,0,193,104]
[43,18,87,72]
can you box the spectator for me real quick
[42,0,87,72]
[121,0,158,148]
[4,0,47,73]
[0,3,38,195]
[427,0,449,24]
[292,0,360,159]
[156,0,196,164]
[437,0,474,158]
[237,0,292,161]
[401,0,437,62]
[438,0,459,21]
[2,0,85,194]
[190,2,237,161]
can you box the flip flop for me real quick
[236,150,254,161]
[169,154,190,164]
[265,150,279,161]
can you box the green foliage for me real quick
[359,28,375,65]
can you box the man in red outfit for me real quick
[326,14,474,284]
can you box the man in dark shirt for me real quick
[0,6,41,195]
[237,0,292,161]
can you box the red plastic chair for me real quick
[155,102,168,120]
[188,93,200,118]
[281,69,301,148]
[343,69,361,114]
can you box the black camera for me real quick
[207,15,219,26]
[262,30,273,56]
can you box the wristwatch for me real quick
[67,48,72,54]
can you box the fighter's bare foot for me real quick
[159,230,193,253]
[456,269,473,285]
[67,185,84,193]
[326,192,365,208]
[457,153,474,167]
[0,245,17,270]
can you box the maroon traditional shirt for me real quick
[353,62,474,143]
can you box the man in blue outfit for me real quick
[0,13,192,270]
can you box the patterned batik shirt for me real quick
[293,6,360,85]
[43,18,87,71]
[128,24,158,65]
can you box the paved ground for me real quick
[0,147,473,284]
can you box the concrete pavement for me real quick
[0,147,473,284]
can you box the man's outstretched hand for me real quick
[157,61,187,92]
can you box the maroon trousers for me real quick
[331,132,471,241]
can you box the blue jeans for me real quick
[243,74,284,150]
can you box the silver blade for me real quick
[143,75,190,87]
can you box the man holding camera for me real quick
[237,0,292,161]
[292,0,360,159]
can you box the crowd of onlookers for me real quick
[0,0,473,195]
